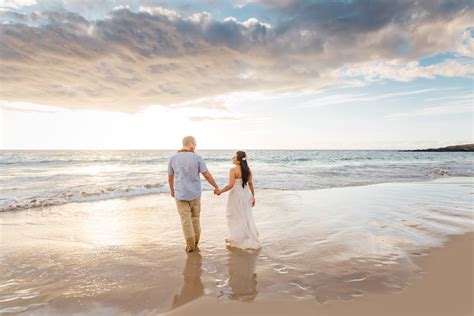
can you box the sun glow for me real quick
[1,102,231,149]
[80,199,126,246]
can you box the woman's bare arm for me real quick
[248,171,255,196]
[217,169,236,195]
[248,171,256,206]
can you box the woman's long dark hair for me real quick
[236,151,251,188]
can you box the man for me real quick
[168,136,219,252]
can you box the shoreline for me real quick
[2,176,471,214]
[164,231,474,316]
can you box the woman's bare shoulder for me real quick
[230,166,243,178]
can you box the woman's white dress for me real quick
[225,179,261,251]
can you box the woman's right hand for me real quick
[251,197,256,207]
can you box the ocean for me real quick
[1,150,473,212]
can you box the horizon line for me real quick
[0,148,455,151]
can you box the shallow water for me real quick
[0,178,473,315]
[1,150,473,212]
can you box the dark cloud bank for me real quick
[0,0,472,111]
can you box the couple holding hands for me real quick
[168,136,260,253]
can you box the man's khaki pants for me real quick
[175,197,201,252]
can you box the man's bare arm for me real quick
[168,174,175,197]
[202,171,219,190]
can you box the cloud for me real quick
[457,27,474,58]
[301,93,370,108]
[301,88,444,108]
[0,105,53,113]
[0,0,36,9]
[0,1,473,112]
[386,104,474,118]
[188,115,239,122]
[424,93,473,102]
[386,94,474,118]
[0,101,64,113]
[338,59,474,82]
[168,98,230,111]
[138,5,181,20]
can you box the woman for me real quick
[216,151,261,251]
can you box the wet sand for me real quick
[164,232,474,316]
[1,178,473,315]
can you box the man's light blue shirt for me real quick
[168,152,208,201]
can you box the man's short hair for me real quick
[182,136,196,146]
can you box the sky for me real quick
[0,0,473,149]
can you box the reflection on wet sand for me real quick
[223,249,258,302]
[172,252,204,309]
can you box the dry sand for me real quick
[164,232,474,316]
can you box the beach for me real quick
[1,177,472,315]
[164,232,473,316]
